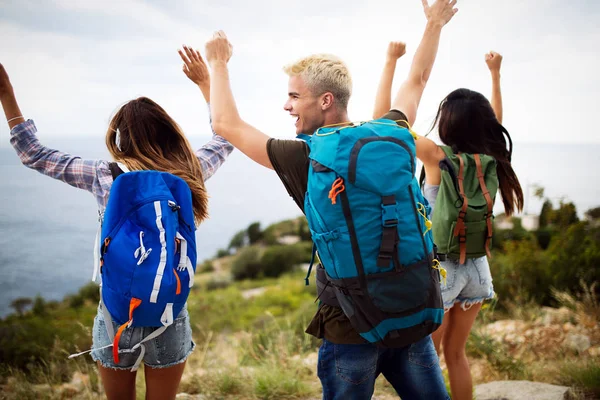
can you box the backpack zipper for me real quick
[103,196,176,253]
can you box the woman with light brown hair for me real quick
[0,46,232,399]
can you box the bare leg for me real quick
[97,362,137,400]
[144,361,187,400]
[442,303,482,400]
[431,309,450,355]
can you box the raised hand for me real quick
[485,51,503,73]
[178,45,211,103]
[205,30,233,66]
[179,46,210,87]
[387,42,407,61]
[422,0,458,27]
[0,63,14,100]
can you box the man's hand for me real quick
[387,42,407,61]
[205,31,233,66]
[0,64,14,100]
[422,0,458,28]
[485,51,502,73]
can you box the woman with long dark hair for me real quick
[374,47,523,399]
[418,52,523,400]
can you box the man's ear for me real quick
[320,92,335,111]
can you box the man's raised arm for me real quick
[205,31,274,169]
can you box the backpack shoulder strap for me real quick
[439,145,455,159]
[108,162,127,180]
[474,154,494,258]
[296,134,312,150]
[452,153,469,264]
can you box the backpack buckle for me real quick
[381,204,398,227]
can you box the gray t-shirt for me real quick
[423,183,440,218]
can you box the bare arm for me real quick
[485,51,503,124]
[0,64,25,130]
[178,46,235,177]
[391,0,458,126]
[373,42,406,119]
[204,31,273,169]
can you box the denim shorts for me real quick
[440,256,495,311]
[91,304,195,370]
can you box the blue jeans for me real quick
[317,335,449,400]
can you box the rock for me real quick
[562,333,591,353]
[70,371,90,389]
[475,381,574,400]
[588,345,600,357]
[176,394,206,399]
[483,320,528,344]
[60,383,80,397]
[541,307,574,326]
[241,287,267,300]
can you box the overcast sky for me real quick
[1,0,598,145]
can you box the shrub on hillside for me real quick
[231,246,263,281]
[491,221,600,307]
[490,238,551,305]
[260,242,313,278]
[263,219,299,245]
[545,222,600,294]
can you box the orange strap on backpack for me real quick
[474,154,494,259]
[453,154,469,264]
[113,297,142,364]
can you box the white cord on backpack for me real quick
[134,231,152,265]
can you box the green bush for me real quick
[491,221,600,307]
[263,219,299,245]
[231,246,263,281]
[199,260,215,273]
[545,222,600,294]
[493,218,534,252]
[31,296,47,317]
[205,275,232,291]
[490,238,551,305]
[260,242,312,278]
[215,248,230,258]
[68,282,100,309]
[534,227,556,250]
[247,221,263,244]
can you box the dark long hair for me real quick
[431,88,523,216]
[106,97,208,225]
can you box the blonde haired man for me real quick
[186,1,458,397]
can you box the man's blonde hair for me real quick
[283,54,352,110]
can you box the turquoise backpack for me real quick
[300,119,443,347]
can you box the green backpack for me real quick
[431,146,498,264]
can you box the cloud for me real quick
[0,0,598,144]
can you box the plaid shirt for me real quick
[10,116,234,213]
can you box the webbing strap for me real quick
[453,154,469,264]
[377,196,401,268]
[474,154,494,258]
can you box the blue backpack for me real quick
[300,119,444,347]
[89,163,196,370]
